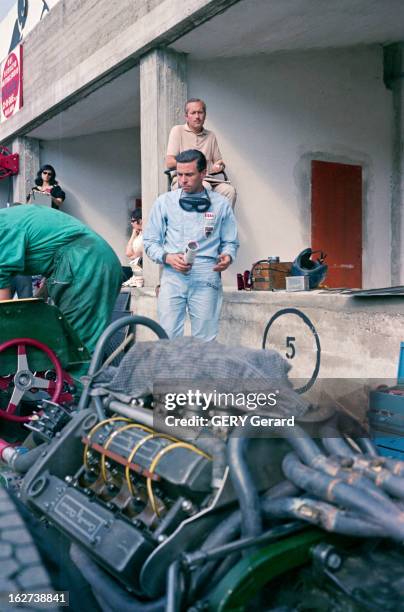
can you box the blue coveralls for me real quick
[143,189,239,341]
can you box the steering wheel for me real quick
[0,338,64,422]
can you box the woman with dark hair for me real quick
[28,164,66,209]
[122,208,144,287]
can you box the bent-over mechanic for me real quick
[0,204,121,354]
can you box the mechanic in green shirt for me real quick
[0,204,122,355]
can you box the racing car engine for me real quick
[17,405,228,597]
[6,320,404,611]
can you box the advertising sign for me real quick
[0,1,60,63]
[0,43,23,123]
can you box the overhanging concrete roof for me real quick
[18,0,404,141]
[172,0,404,58]
[0,0,240,143]
[28,67,140,140]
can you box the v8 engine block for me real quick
[20,405,286,598]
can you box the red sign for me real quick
[0,44,23,123]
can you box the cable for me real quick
[147,443,210,517]
[101,422,154,482]
[124,433,175,497]
[83,416,131,469]
[90,332,135,378]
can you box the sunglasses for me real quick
[42,171,52,176]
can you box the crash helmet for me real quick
[291,248,328,289]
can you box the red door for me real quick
[311,160,362,288]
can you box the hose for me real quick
[349,456,404,500]
[191,480,299,597]
[262,479,301,500]
[317,456,393,506]
[284,423,404,511]
[284,423,325,465]
[262,496,386,538]
[320,413,368,457]
[70,544,166,612]
[183,522,303,569]
[282,452,404,542]
[190,511,242,597]
[2,444,47,474]
[12,444,46,473]
[195,435,227,488]
[166,561,184,612]
[205,552,241,592]
[227,427,262,539]
[383,456,404,477]
[354,437,379,457]
[284,428,388,506]
[78,315,168,411]
[321,435,356,457]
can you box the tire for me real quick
[0,487,55,611]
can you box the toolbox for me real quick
[250,260,292,291]
[368,342,404,457]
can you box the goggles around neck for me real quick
[179,189,211,213]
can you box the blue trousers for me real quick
[158,264,223,341]
[11,275,33,298]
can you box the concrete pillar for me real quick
[385,44,404,285]
[12,137,40,203]
[140,48,187,286]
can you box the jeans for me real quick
[158,262,223,341]
[11,275,33,298]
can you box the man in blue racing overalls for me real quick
[143,149,239,340]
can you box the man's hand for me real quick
[213,254,232,272]
[211,159,225,174]
[165,155,177,170]
[0,287,11,301]
[166,253,192,273]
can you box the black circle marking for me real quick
[262,308,321,394]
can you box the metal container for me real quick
[286,276,309,292]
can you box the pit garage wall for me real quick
[41,128,141,262]
[188,46,392,288]
[133,286,404,384]
[0,178,10,207]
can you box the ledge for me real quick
[136,286,404,315]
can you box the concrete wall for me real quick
[41,128,141,261]
[0,177,10,207]
[188,46,392,288]
[0,0,162,140]
[0,0,59,62]
[0,139,13,206]
[133,288,404,382]
[0,0,239,142]
[23,0,162,89]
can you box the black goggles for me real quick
[179,190,211,213]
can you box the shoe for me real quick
[130,264,143,277]
[122,276,144,288]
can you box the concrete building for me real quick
[2,0,404,380]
